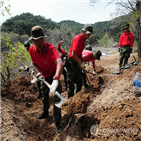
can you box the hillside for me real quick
[1,12,125,42]
[1,48,141,141]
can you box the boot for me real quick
[36,93,42,99]
[37,111,48,119]
[55,121,62,133]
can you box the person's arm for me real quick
[92,60,96,71]
[57,41,64,53]
[130,33,134,47]
[82,54,86,61]
[118,34,122,47]
[72,50,81,65]
[54,58,63,79]
[50,58,63,95]
[32,62,40,73]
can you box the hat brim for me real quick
[29,35,47,41]
[124,26,129,29]
[85,31,92,34]
[82,29,92,34]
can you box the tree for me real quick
[0,0,11,16]
[98,32,114,47]
[1,39,31,84]
[90,0,141,58]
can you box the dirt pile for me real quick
[1,51,141,141]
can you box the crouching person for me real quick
[28,25,63,133]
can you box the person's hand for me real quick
[80,61,85,70]
[31,70,37,83]
[129,47,132,53]
[50,79,59,95]
[36,72,45,80]
[118,48,120,53]
[93,70,97,75]
[60,41,64,44]
[24,41,30,50]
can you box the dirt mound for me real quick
[1,51,141,141]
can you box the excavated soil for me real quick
[1,49,141,141]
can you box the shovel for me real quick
[81,68,95,95]
[37,78,67,108]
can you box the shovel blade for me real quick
[55,99,66,108]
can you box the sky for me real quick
[1,0,118,25]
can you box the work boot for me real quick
[37,111,48,119]
[55,122,62,133]
[36,93,42,99]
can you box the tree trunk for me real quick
[136,1,141,59]
[0,72,6,83]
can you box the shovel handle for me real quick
[38,78,66,101]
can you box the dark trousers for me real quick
[66,58,83,98]
[40,74,62,123]
[62,67,68,90]
[119,46,131,68]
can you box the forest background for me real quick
[0,13,137,85]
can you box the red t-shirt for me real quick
[118,31,134,47]
[68,33,85,59]
[29,41,60,78]
[57,42,66,57]
[82,50,95,62]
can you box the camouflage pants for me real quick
[39,73,62,123]
[66,58,83,98]
[119,47,131,69]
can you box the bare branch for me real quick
[128,0,136,12]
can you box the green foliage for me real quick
[1,40,31,74]
[1,12,130,48]
[1,13,59,36]
[43,24,75,52]
[98,32,114,47]
[1,32,20,52]
[0,0,11,16]
[59,20,84,35]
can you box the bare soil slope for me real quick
[1,49,141,141]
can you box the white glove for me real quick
[80,61,85,69]
[31,70,37,83]
[93,70,97,75]
[36,72,44,80]
[50,79,59,95]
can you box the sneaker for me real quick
[55,122,62,133]
[37,111,48,119]
[36,93,42,99]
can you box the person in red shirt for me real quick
[28,26,63,133]
[66,24,93,98]
[57,41,68,90]
[118,23,134,71]
[82,50,102,73]
[82,50,102,88]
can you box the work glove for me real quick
[118,48,120,53]
[50,79,59,95]
[24,41,30,50]
[129,47,132,53]
[36,72,45,80]
[92,70,97,75]
[31,70,37,83]
[80,61,85,70]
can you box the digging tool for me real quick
[131,53,137,62]
[81,68,95,94]
[37,78,67,108]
